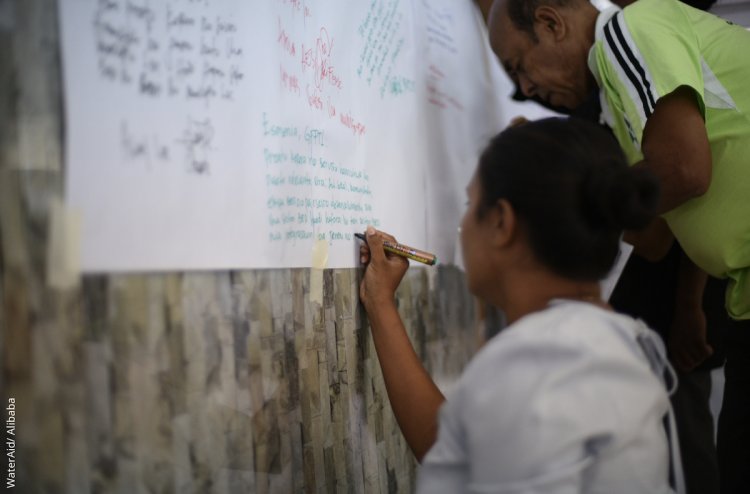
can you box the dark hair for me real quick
[477,117,659,281]
[504,0,580,40]
[505,0,717,40]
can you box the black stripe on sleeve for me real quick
[603,19,653,119]
[611,13,657,113]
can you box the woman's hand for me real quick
[359,226,409,311]
[357,227,444,461]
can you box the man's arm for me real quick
[636,85,712,214]
[668,251,712,372]
[629,87,713,368]
[622,86,708,260]
[623,216,674,262]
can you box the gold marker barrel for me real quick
[354,232,438,266]
[382,241,438,265]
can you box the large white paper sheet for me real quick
[59,0,542,271]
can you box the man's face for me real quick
[490,8,590,110]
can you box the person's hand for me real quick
[359,226,409,311]
[623,217,675,262]
[668,303,713,373]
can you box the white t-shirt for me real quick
[417,300,676,494]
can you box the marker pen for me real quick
[354,232,438,266]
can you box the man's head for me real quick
[488,0,599,109]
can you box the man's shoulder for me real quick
[622,0,685,23]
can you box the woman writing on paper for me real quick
[359,117,681,493]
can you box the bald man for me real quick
[488,1,750,491]
[489,0,750,319]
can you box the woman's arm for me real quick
[359,227,446,461]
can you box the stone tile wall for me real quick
[0,2,477,492]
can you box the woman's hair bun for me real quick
[478,117,662,281]
[582,165,660,231]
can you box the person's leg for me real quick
[671,370,720,494]
[717,321,750,494]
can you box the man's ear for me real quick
[489,198,517,248]
[534,6,567,41]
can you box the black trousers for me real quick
[610,245,725,494]
[672,369,720,494]
[716,316,750,494]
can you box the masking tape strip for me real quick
[309,239,329,305]
[46,197,81,289]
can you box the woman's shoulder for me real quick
[483,301,640,355]
[440,302,672,493]
[453,301,668,441]
[463,301,656,393]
